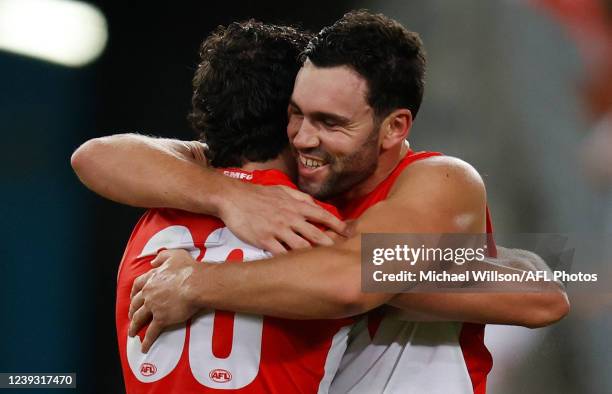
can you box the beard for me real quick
[297,128,380,200]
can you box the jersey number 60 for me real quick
[127,226,268,389]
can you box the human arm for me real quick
[128,156,570,351]
[387,246,570,328]
[71,134,215,210]
[70,133,346,253]
[130,156,490,324]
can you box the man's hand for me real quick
[220,183,348,254]
[128,249,201,353]
[172,140,209,164]
[71,134,347,254]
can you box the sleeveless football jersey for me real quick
[330,150,495,394]
[116,168,352,394]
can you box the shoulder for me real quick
[398,155,484,188]
[386,155,487,227]
[391,155,485,199]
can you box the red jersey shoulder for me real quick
[249,168,341,219]
[339,150,442,219]
[116,168,350,394]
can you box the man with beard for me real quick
[72,11,569,393]
[106,21,353,393]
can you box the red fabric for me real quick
[459,323,493,394]
[340,150,495,393]
[116,169,351,394]
[211,250,243,359]
[459,208,497,394]
[338,150,443,219]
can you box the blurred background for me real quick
[1,0,610,393]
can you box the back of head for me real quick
[303,10,426,121]
[189,20,310,168]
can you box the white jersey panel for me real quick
[317,325,352,394]
[330,315,474,394]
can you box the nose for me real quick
[292,118,320,150]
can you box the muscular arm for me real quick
[186,156,493,318]
[387,289,568,328]
[388,249,569,328]
[70,134,345,253]
[130,156,569,349]
[71,134,225,212]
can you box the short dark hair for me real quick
[303,10,426,120]
[189,20,310,168]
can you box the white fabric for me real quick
[331,315,474,394]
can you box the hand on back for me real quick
[220,183,348,255]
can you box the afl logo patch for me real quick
[140,362,157,376]
[209,368,232,383]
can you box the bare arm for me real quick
[70,134,346,253]
[128,156,569,350]
[388,244,569,328]
[387,267,569,327]
[136,156,492,319]
[71,134,223,212]
[387,291,568,328]
[313,220,569,327]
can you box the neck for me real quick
[333,140,410,204]
[239,149,297,180]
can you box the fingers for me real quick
[324,229,345,243]
[151,249,173,267]
[261,239,288,256]
[129,291,145,319]
[222,183,349,253]
[186,141,208,164]
[343,219,358,237]
[150,254,164,268]
[130,272,151,299]
[278,230,312,250]
[129,305,152,337]
[141,320,164,353]
[298,203,348,236]
[278,186,316,206]
[291,220,334,247]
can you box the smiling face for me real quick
[287,61,382,200]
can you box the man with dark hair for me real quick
[111,21,352,394]
[72,10,568,393]
[189,21,303,168]
[305,11,426,120]
[289,10,427,200]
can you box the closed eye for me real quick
[288,103,303,117]
[321,118,339,128]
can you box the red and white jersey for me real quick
[116,168,352,394]
[330,150,495,394]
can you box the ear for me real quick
[381,109,412,150]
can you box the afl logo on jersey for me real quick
[209,368,232,383]
[140,363,157,377]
